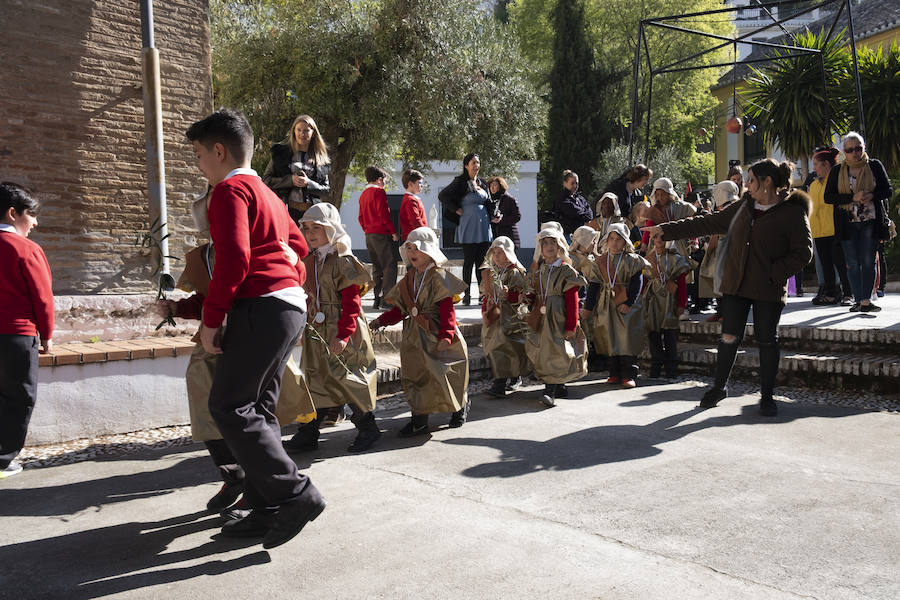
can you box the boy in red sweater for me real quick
[399,169,428,241]
[0,182,53,479]
[186,109,325,549]
[357,166,398,309]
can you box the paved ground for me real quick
[2,378,898,600]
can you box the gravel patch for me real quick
[17,376,895,471]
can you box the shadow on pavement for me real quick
[0,452,217,517]
[444,395,870,479]
[0,510,270,599]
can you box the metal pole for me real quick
[642,27,653,162]
[845,0,866,137]
[140,0,175,291]
[629,22,644,165]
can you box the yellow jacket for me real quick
[809,175,835,239]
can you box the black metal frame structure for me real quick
[628,0,866,164]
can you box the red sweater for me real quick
[399,193,427,240]
[203,173,309,328]
[376,297,457,344]
[0,230,54,338]
[358,186,396,235]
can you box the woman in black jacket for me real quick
[487,176,521,248]
[824,131,893,312]
[604,164,652,219]
[262,114,331,222]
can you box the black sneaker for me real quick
[506,376,523,391]
[206,481,243,513]
[398,415,430,437]
[220,497,251,522]
[759,397,778,417]
[860,302,881,313]
[849,303,862,312]
[221,509,277,538]
[699,387,727,409]
[486,379,507,398]
[348,427,382,453]
[555,384,568,398]
[283,426,319,452]
[540,384,556,408]
[449,401,470,428]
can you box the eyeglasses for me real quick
[844,146,863,154]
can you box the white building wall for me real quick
[339,160,540,254]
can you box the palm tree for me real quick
[844,42,900,173]
[744,29,851,177]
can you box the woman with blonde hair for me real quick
[263,114,331,221]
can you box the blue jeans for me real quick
[841,220,877,303]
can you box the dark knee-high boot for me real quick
[758,340,780,416]
[700,339,740,408]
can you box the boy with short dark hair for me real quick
[399,169,428,241]
[0,182,53,479]
[357,165,398,309]
[185,108,325,549]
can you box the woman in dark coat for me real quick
[554,170,593,239]
[438,153,493,305]
[487,176,522,248]
[262,114,331,222]
[824,131,893,312]
[604,164,652,219]
[644,158,813,417]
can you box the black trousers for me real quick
[814,236,851,297]
[877,241,887,293]
[462,242,491,291]
[716,294,785,399]
[366,233,397,299]
[608,355,638,380]
[208,297,309,509]
[0,335,38,469]
[204,439,244,485]
[648,329,679,378]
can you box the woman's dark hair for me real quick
[0,182,38,216]
[726,165,743,179]
[748,158,794,190]
[620,164,652,183]
[812,146,839,167]
[462,153,480,177]
[486,176,508,193]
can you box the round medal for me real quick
[540,306,547,314]
[411,307,419,317]
[314,311,326,324]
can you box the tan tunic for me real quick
[698,235,723,298]
[643,249,697,331]
[300,252,378,413]
[649,200,696,267]
[384,267,469,415]
[178,245,314,441]
[587,252,649,357]
[480,263,529,379]
[524,262,588,384]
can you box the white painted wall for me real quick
[30,357,191,445]
[339,160,540,252]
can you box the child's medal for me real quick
[540,263,554,314]
[412,264,433,318]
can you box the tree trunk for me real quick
[321,126,356,209]
[798,152,809,181]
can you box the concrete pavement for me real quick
[1,378,898,600]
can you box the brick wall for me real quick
[0,0,212,293]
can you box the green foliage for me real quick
[843,42,900,173]
[744,29,851,162]
[509,0,731,168]
[543,0,617,202]
[682,150,715,188]
[211,0,543,206]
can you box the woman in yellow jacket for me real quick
[809,147,851,305]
